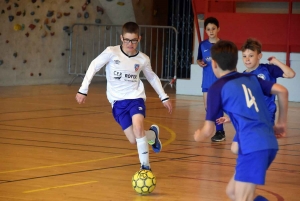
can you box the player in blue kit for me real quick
[197,17,225,142]
[75,22,173,171]
[194,40,288,201]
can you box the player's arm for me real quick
[194,120,215,142]
[76,47,111,103]
[271,83,288,138]
[197,43,207,67]
[143,60,173,114]
[269,57,296,78]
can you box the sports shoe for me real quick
[149,125,162,153]
[140,165,152,171]
[211,130,225,142]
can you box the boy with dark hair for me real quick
[76,22,173,171]
[197,16,225,142]
[194,40,288,201]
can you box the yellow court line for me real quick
[1,121,176,174]
[23,181,98,193]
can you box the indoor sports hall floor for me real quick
[0,81,299,201]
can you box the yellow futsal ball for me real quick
[132,169,156,195]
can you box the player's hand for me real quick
[273,122,286,138]
[216,116,230,125]
[163,100,172,114]
[197,60,207,68]
[76,93,86,104]
[268,56,277,65]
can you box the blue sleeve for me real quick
[197,43,203,60]
[206,82,223,122]
[265,64,284,78]
[257,78,275,96]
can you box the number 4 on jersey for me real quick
[242,84,259,112]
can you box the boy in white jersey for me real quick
[75,22,172,170]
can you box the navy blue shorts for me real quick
[235,149,277,185]
[112,98,146,130]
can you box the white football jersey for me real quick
[78,45,169,105]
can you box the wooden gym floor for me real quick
[0,81,299,201]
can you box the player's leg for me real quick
[234,181,256,201]
[203,91,207,109]
[226,174,236,201]
[211,108,226,142]
[231,141,239,154]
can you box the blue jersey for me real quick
[243,64,283,123]
[197,39,218,89]
[206,72,278,154]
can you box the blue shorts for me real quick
[235,149,277,185]
[112,98,146,130]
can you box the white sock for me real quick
[136,136,150,167]
[145,130,156,145]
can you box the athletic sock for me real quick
[136,136,150,167]
[145,130,156,145]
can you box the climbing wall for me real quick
[0,0,116,86]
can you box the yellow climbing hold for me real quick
[117,1,125,6]
[14,24,22,31]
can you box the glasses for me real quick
[122,37,139,44]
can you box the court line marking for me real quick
[23,181,98,193]
[0,121,176,174]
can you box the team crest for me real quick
[257,74,266,80]
[134,64,140,71]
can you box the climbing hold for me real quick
[65,0,70,2]
[63,26,70,33]
[0,60,3,65]
[5,0,9,3]
[64,12,70,16]
[44,18,49,24]
[77,12,82,18]
[23,10,26,16]
[7,5,11,10]
[39,73,42,76]
[82,4,87,11]
[50,32,55,36]
[45,24,51,30]
[117,2,125,6]
[56,12,62,19]
[25,32,29,37]
[30,73,34,76]
[82,52,86,56]
[8,15,14,22]
[13,67,16,70]
[14,3,19,7]
[47,10,54,17]
[23,60,27,63]
[95,19,101,24]
[49,59,52,63]
[39,25,43,30]
[16,11,22,16]
[30,11,35,15]
[41,31,47,38]
[83,26,88,31]
[51,18,56,23]
[84,12,89,19]
[29,24,36,30]
[34,19,40,23]
[1,10,5,14]
[61,52,65,56]
[41,0,45,2]
[6,40,9,43]
[97,6,104,14]
[14,24,22,31]
[86,0,91,4]
[70,6,74,9]
[13,52,18,57]
[32,0,37,3]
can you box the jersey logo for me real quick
[257,74,266,80]
[204,49,209,52]
[134,64,140,71]
[114,60,120,64]
[242,84,259,112]
[138,107,143,111]
[113,71,122,80]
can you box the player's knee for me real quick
[133,125,144,138]
[226,185,235,200]
[129,139,137,144]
